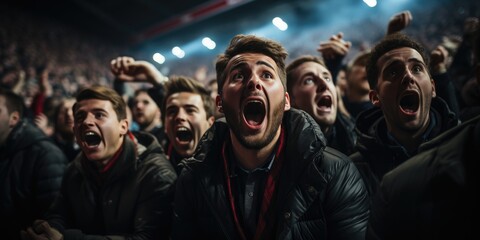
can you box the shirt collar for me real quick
[227,141,278,175]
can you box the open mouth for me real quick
[243,100,266,126]
[83,131,101,146]
[317,95,332,109]
[176,127,193,142]
[399,92,420,114]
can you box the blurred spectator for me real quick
[110,56,169,148]
[52,98,80,161]
[0,88,67,240]
[206,78,224,119]
[343,50,374,119]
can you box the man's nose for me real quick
[401,68,415,85]
[316,78,328,93]
[247,76,262,91]
[83,113,95,126]
[175,108,187,122]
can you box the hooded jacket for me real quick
[366,114,480,240]
[0,121,67,240]
[351,97,459,197]
[46,131,177,240]
[172,109,369,240]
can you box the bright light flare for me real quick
[153,53,165,64]
[172,46,185,58]
[202,37,216,50]
[363,0,377,7]
[272,17,288,31]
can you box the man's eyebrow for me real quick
[229,59,276,72]
[74,107,107,115]
[229,62,246,72]
[408,58,426,66]
[91,108,108,113]
[165,105,177,110]
[184,104,200,110]
[384,57,426,69]
[257,60,275,71]
[167,104,199,110]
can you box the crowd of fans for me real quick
[1,0,480,239]
[0,5,127,103]
[1,1,478,104]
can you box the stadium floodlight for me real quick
[202,37,216,50]
[172,46,185,58]
[272,17,288,31]
[363,0,377,7]
[153,53,165,64]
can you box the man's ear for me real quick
[284,92,291,111]
[430,78,436,98]
[369,90,381,107]
[207,116,215,126]
[9,111,20,128]
[215,95,223,113]
[120,119,129,135]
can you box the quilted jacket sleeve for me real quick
[323,149,370,240]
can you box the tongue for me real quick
[248,119,261,126]
[246,113,263,126]
[402,107,416,114]
[318,105,330,111]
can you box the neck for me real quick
[388,116,431,153]
[142,120,161,132]
[95,137,125,170]
[229,128,281,170]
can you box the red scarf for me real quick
[100,131,135,173]
[167,142,173,160]
[222,127,285,240]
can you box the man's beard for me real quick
[137,116,155,129]
[223,98,285,150]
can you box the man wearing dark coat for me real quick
[22,86,177,240]
[172,34,369,240]
[350,33,460,197]
[0,88,68,240]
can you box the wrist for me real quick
[431,64,447,75]
[151,73,168,86]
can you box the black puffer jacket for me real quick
[172,109,369,240]
[326,111,357,155]
[46,132,177,240]
[351,97,459,197]
[367,114,480,240]
[0,121,68,240]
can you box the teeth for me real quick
[177,127,189,132]
[83,131,96,141]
